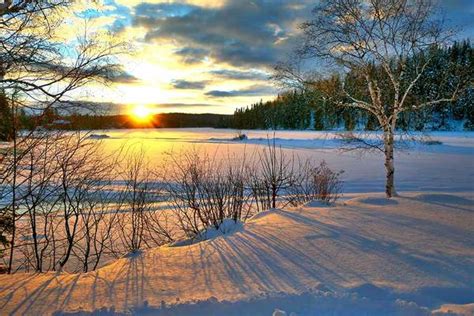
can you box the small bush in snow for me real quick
[247,138,295,211]
[232,130,248,141]
[287,161,343,206]
[164,150,252,241]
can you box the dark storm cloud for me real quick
[205,84,275,97]
[171,79,208,89]
[132,0,312,67]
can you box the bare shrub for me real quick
[287,160,343,206]
[0,209,12,273]
[108,145,173,256]
[247,138,295,211]
[115,148,151,253]
[54,133,110,270]
[2,138,178,272]
[1,131,126,273]
[232,130,248,141]
[164,150,251,241]
[19,131,63,272]
[73,181,121,272]
[142,210,175,249]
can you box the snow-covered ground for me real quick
[0,192,473,315]
[0,129,473,315]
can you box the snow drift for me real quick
[0,192,472,315]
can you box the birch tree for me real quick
[281,0,464,197]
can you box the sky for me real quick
[64,0,474,115]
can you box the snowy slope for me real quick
[0,192,473,315]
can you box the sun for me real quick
[131,104,153,122]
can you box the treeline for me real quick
[1,104,235,135]
[235,40,474,131]
[13,111,233,131]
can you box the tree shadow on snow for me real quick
[406,194,474,212]
[4,195,474,315]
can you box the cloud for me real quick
[108,70,140,84]
[129,0,474,69]
[174,47,209,64]
[135,2,196,19]
[210,69,269,81]
[132,0,311,67]
[171,79,208,89]
[155,102,216,108]
[115,0,226,9]
[205,84,275,97]
[64,100,218,115]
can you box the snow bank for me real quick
[74,289,433,315]
[0,192,472,315]
[169,219,243,247]
[347,196,401,206]
[247,208,284,221]
[88,133,110,139]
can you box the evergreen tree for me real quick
[0,92,14,141]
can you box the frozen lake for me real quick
[95,128,474,194]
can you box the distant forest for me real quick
[1,109,233,133]
[1,41,472,136]
[235,40,473,131]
